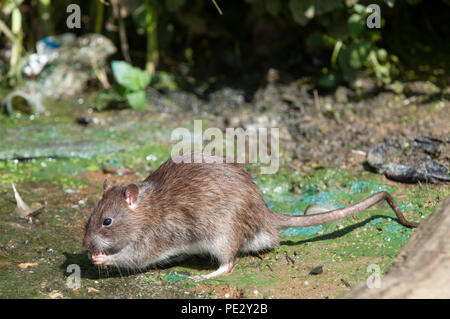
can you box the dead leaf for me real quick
[87,287,100,293]
[49,290,63,299]
[0,260,7,267]
[18,262,38,269]
[11,183,44,219]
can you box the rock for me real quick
[367,136,450,183]
[335,86,350,103]
[309,265,324,275]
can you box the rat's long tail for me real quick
[273,191,418,229]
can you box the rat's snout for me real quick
[82,237,89,250]
[82,233,93,251]
[83,232,106,255]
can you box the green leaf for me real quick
[319,73,338,88]
[353,3,366,13]
[347,40,372,69]
[289,0,314,26]
[113,84,127,97]
[126,90,148,110]
[348,13,364,38]
[377,48,388,62]
[338,40,372,82]
[383,0,395,8]
[345,0,359,7]
[132,4,150,31]
[111,61,151,91]
[153,71,178,91]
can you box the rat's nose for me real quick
[82,235,91,250]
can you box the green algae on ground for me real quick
[162,272,189,283]
[1,157,447,298]
[163,169,448,297]
[1,92,449,298]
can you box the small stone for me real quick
[64,189,79,194]
[309,265,324,275]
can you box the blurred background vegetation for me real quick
[0,0,449,100]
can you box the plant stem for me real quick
[95,0,104,34]
[145,0,158,75]
[111,0,131,63]
[0,18,16,42]
[211,0,223,15]
[9,5,23,83]
[38,0,54,35]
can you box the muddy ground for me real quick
[0,77,449,298]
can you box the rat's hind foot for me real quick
[188,261,234,282]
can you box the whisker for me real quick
[113,261,124,280]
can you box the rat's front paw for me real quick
[91,252,109,268]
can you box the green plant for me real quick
[1,0,25,85]
[337,3,399,86]
[111,60,151,111]
[326,2,398,87]
[288,0,400,87]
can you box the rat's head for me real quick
[83,179,141,258]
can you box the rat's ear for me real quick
[124,184,139,208]
[103,179,112,193]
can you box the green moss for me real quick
[1,91,449,298]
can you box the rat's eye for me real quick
[103,218,113,226]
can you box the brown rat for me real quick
[83,153,418,281]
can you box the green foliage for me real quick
[298,1,400,87]
[289,0,342,26]
[348,13,364,38]
[111,61,150,110]
[95,63,177,112]
[1,0,447,93]
[152,71,178,91]
[112,60,151,92]
[338,3,398,85]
